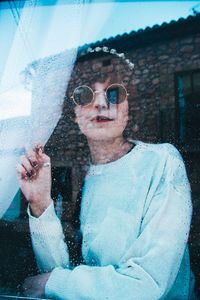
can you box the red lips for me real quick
[92,115,114,123]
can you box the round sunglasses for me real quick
[71,83,129,107]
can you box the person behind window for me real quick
[16,48,196,299]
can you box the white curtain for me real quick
[0,0,115,219]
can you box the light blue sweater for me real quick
[29,141,195,299]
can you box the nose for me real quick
[93,90,108,110]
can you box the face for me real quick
[74,78,129,142]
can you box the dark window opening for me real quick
[176,70,200,143]
[51,167,72,220]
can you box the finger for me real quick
[23,278,32,290]
[16,163,28,180]
[23,286,30,296]
[24,288,39,298]
[20,155,35,177]
[23,285,34,297]
[23,275,37,290]
[34,145,51,165]
[39,151,51,164]
[23,276,40,297]
[25,147,39,168]
[35,142,43,152]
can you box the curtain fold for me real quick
[0,0,115,219]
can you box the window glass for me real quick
[0,0,200,298]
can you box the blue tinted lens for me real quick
[106,84,126,104]
[108,89,118,104]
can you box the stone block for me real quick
[180,45,194,52]
[152,78,159,85]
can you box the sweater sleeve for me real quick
[44,145,192,300]
[28,201,70,272]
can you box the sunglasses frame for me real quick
[71,83,129,107]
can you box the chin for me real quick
[84,126,126,142]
